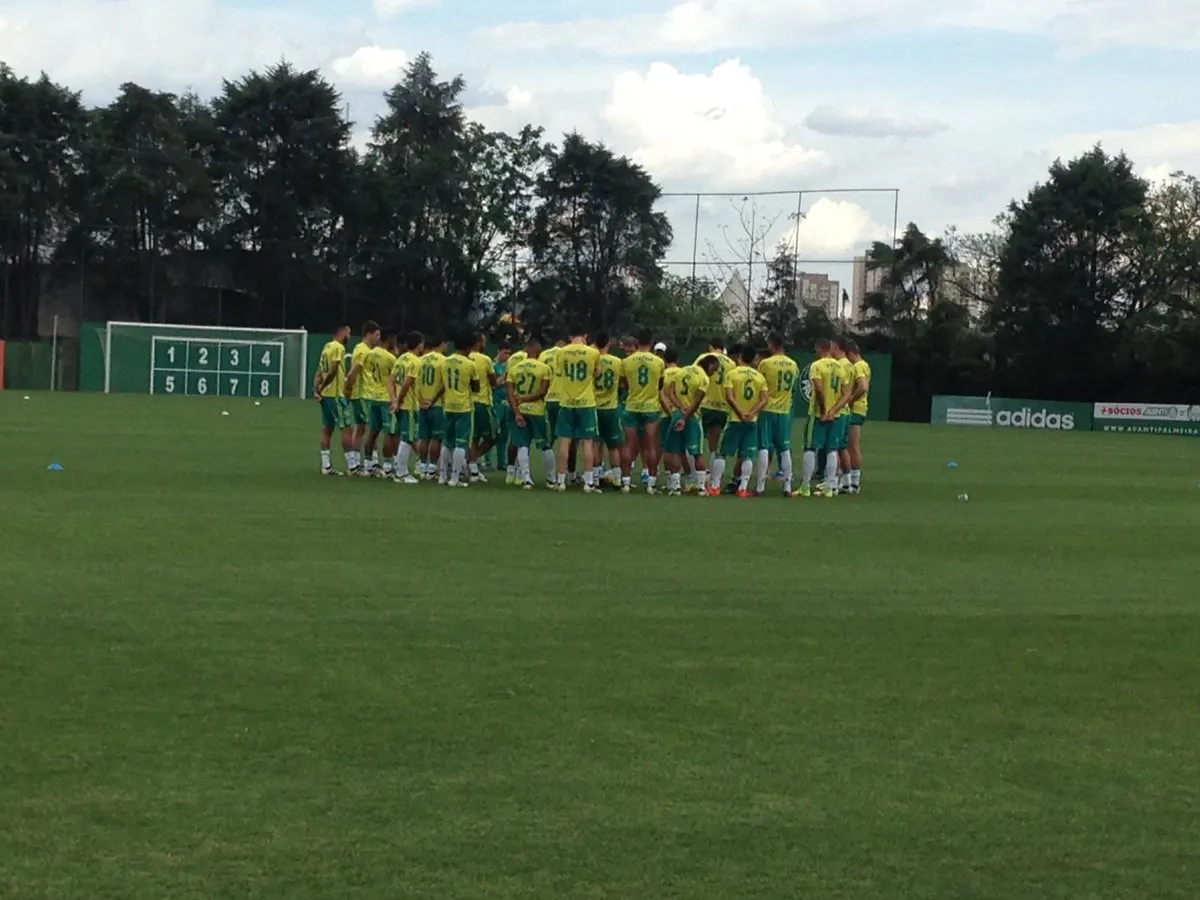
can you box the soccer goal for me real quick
[103,322,309,398]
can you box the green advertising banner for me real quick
[931,395,1092,431]
[1092,402,1200,435]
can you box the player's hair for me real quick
[636,329,653,346]
[497,340,511,352]
[406,331,424,350]
[457,331,475,351]
[709,337,725,351]
[384,331,399,347]
[768,332,785,350]
[363,319,381,336]
[568,323,586,338]
[335,324,351,335]
[697,354,719,372]
[843,338,860,354]
[815,338,832,352]
[740,345,757,363]
[592,331,610,348]
[525,334,543,350]
[664,347,679,364]
[728,342,743,360]
[832,335,846,349]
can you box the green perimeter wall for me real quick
[931,395,1200,436]
[75,323,892,420]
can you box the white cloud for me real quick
[780,198,889,256]
[1054,121,1200,178]
[505,86,534,111]
[603,59,824,186]
[373,0,438,18]
[329,46,409,88]
[803,105,947,139]
[482,0,1200,54]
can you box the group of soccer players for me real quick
[313,321,871,497]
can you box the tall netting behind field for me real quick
[656,188,900,336]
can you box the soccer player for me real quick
[831,337,857,493]
[342,320,380,474]
[415,335,447,480]
[441,334,480,487]
[844,339,871,493]
[800,339,843,497]
[540,338,565,446]
[506,337,553,489]
[361,331,398,477]
[620,332,666,493]
[468,333,497,483]
[314,324,352,475]
[712,345,768,496]
[491,342,512,474]
[697,337,735,454]
[757,333,800,496]
[387,331,424,484]
[593,333,625,486]
[552,326,602,492]
[663,354,720,495]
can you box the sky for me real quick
[3,0,1200,296]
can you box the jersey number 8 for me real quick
[637,366,650,386]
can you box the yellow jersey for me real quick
[392,351,421,411]
[416,352,445,406]
[556,343,600,408]
[622,351,665,413]
[595,353,622,410]
[851,359,871,416]
[727,365,768,422]
[835,357,855,417]
[508,350,528,369]
[442,353,476,413]
[348,341,371,400]
[363,346,397,402]
[469,352,494,406]
[758,353,800,415]
[507,357,551,415]
[316,340,345,399]
[697,352,735,410]
[541,346,564,402]
[674,364,710,414]
[808,357,840,417]
[661,366,684,413]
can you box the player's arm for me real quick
[393,373,415,411]
[829,379,852,418]
[343,361,361,398]
[660,381,676,413]
[750,383,770,418]
[849,372,868,407]
[723,385,747,421]
[506,379,525,425]
[314,359,335,399]
[387,369,400,409]
[812,375,829,418]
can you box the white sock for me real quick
[518,447,532,480]
[647,475,657,489]
[755,449,769,492]
[781,450,794,491]
[738,459,752,490]
[363,455,375,473]
[507,464,517,479]
[621,475,632,487]
[397,442,412,475]
[382,456,394,475]
[584,469,594,487]
[696,470,708,491]
[825,452,839,486]
[371,450,380,465]
[320,449,331,470]
[450,448,466,482]
[557,472,566,485]
[347,450,359,470]
[801,451,815,486]
[469,461,480,475]
[851,468,861,487]
[439,446,451,479]
[668,472,681,491]
[711,457,726,487]
[542,449,556,479]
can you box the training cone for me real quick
[47,463,63,471]
[221,411,230,416]
[947,460,958,469]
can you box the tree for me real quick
[525,133,671,332]
[754,245,801,338]
[628,273,724,344]
[210,61,354,326]
[989,146,1148,399]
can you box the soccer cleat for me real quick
[668,489,681,496]
[321,468,343,476]
[394,474,420,485]
[621,484,631,494]
[471,472,488,484]
[437,477,447,486]
[553,483,567,492]
[821,485,835,498]
[754,490,765,498]
[736,489,750,498]
[706,486,721,497]
[522,480,534,490]
[583,485,600,494]
[797,485,811,498]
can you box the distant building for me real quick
[794,272,843,320]
[852,254,887,322]
[717,271,752,331]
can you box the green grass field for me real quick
[3,391,1200,899]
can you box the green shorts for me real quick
[804,418,839,452]
[623,410,661,435]
[351,397,370,426]
[320,396,350,430]
[701,408,728,432]
[546,401,561,435]
[719,420,759,458]
[443,410,474,450]
[597,409,624,448]
[368,400,390,433]
[758,411,792,453]
[512,412,549,449]
[473,403,496,442]
[493,403,510,435]
[836,416,851,450]
[556,406,599,440]
[663,411,702,456]
[389,409,415,442]
[417,407,445,441]
[850,412,866,427]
